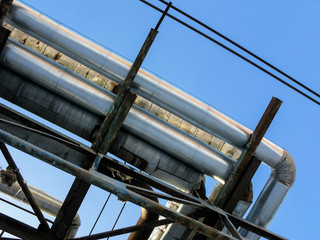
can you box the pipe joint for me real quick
[271,150,296,187]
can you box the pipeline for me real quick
[0,170,80,238]
[0,36,295,239]
[1,2,296,237]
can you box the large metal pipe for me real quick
[0,176,80,238]
[0,66,202,192]
[5,1,286,170]
[0,37,296,238]
[0,38,235,180]
[2,2,296,237]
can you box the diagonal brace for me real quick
[0,142,49,230]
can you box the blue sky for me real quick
[1,0,320,239]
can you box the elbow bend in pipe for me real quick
[271,149,296,187]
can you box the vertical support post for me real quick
[213,97,282,210]
[0,142,50,230]
[52,4,171,239]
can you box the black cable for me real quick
[106,202,127,240]
[89,193,112,235]
[139,0,320,105]
[158,0,320,100]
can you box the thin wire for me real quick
[0,230,5,237]
[139,0,320,106]
[106,202,127,240]
[89,193,112,235]
[158,0,320,99]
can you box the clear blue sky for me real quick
[1,0,320,239]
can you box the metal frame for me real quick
[0,0,287,239]
[0,104,286,240]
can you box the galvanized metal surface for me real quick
[0,37,296,235]
[5,1,289,169]
[0,38,234,180]
[0,2,297,236]
[0,73,202,192]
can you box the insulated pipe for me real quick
[0,38,235,180]
[239,150,295,239]
[0,68,202,192]
[0,38,296,238]
[1,3,297,235]
[5,1,286,169]
[0,178,80,238]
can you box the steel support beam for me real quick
[214,97,282,210]
[51,6,170,238]
[0,213,50,240]
[73,219,173,240]
[0,129,239,240]
[0,105,285,239]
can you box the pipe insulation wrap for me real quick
[0,38,235,180]
[0,67,202,192]
[6,1,286,168]
[2,2,297,237]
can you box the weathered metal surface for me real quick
[214,97,282,209]
[51,179,90,240]
[0,128,288,239]
[0,130,238,240]
[74,219,173,240]
[227,214,287,240]
[224,157,260,214]
[0,104,95,168]
[0,0,12,23]
[93,28,158,154]
[0,213,49,240]
[0,142,49,230]
[99,156,199,203]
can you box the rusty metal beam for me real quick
[0,142,50,230]
[0,0,12,23]
[0,213,49,240]
[214,97,282,210]
[92,28,158,153]
[0,128,287,240]
[50,178,90,239]
[72,219,173,240]
[93,3,171,154]
[51,8,169,238]
[0,129,238,240]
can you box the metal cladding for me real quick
[0,179,80,238]
[6,1,286,170]
[1,1,297,238]
[0,38,234,180]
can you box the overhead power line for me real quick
[139,0,320,106]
